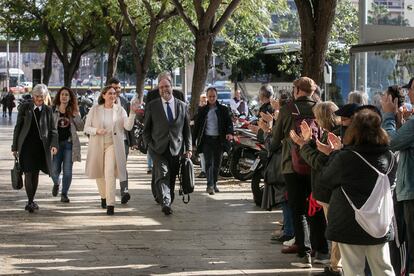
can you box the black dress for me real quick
[20,108,48,173]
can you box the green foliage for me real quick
[368,2,409,26]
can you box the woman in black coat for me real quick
[12,84,58,213]
[319,109,397,276]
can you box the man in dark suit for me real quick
[143,78,192,215]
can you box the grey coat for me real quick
[12,102,58,175]
[143,97,191,156]
[52,108,84,162]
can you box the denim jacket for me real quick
[382,112,414,201]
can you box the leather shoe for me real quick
[281,244,299,254]
[101,198,107,209]
[162,205,172,215]
[121,193,130,204]
[52,184,59,197]
[107,205,114,215]
[60,194,70,203]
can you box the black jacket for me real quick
[193,102,233,153]
[299,126,341,203]
[12,102,58,175]
[319,144,397,245]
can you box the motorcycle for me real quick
[229,126,265,181]
[78,94,94,121]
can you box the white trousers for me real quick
[338,242,395,276]
[96,144,117,206]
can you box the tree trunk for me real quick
[106,42,121,84]
[295,0,337,85]
[189,34,213,117]
[62,52,82,88]
[42,40,53,85]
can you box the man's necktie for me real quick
[166,102,174,124]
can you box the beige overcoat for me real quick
[84,104,135,182]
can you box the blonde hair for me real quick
[312,101,340,131]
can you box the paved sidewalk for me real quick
[0,112,322,275]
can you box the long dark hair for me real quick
[98,85,115,105]
[53,86,79,117]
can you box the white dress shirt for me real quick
[162,97,175,120]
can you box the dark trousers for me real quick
[404,200,414,273]
[150,148,179,207]
[284,173,312,257]
[119,140,129,196]
[310,208,329,254]
[24,171,40,203]
[202,136,223,188]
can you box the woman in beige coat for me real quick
[84,85,137,215]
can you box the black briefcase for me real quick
[178,157,194,204]
[11,157,23,190]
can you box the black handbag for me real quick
[11,156,23,190]
[264,147,284,186]
[178,157,195,204]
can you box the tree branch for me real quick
[212,0,241,36]
[143,0,155,19]
[193,0,204,24]
[171,0,198,35]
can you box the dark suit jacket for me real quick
[192,102,234,153]
[145,88,185,104]
[12,102,58,175]
[143,97,191,156]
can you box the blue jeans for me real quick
[52,140,73,196]
[281,201,294,237]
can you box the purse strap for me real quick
[32,107,42,138]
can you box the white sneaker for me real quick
[291,255,312,269]
[283,237,295,246]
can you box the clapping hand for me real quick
[258,118,271,133]
[300,121,312,142]
[328,132,342,151]
[260,111,274,123]
[270,98,280,111]
[381,94,398,114]
[316,139,333,156]
[51,147,58,155]
[289,129,306,147]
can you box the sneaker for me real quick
[271,235,294,243]
[315,266,343,276]
[60,194,70,203]
[283,237,296,247]
[206,187,215,195]
[52,184,59,197]
[313,252,330,265]
[121,193,131,204]
[197,172,206,178]
[291,254,312,268]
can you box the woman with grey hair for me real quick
[348,90,368,105]
[11,84,58,213]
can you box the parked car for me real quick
[214,85,232,106]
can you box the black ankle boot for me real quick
[101,198,106,209]
[106,205,114,215]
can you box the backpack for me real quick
[288,101,319,175]
[342,150,395,238]
[178,157,195,204]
